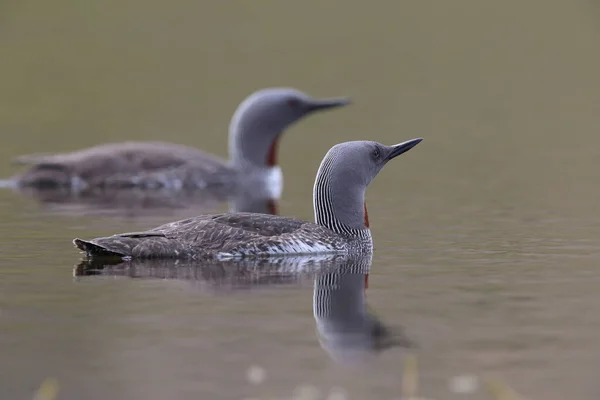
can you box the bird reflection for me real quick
[313,255,414,364]
[74,254,352,292]
[12,185,279,217]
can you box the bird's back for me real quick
[13,141,233,189]
[74,212,353,259]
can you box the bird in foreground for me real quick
[9,88,350,198]
[73,138,423,260]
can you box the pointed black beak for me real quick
[308,97,352,112]
[387,138,423,160]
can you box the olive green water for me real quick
[2,1,600,399]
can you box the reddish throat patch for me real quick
[266,138,279,167]
[266,199,279,215]
[363,202,370,228]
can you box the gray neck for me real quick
[313,153,370,237]
[228,113,283,170]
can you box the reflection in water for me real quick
[313,255,414,364]
[75,253,354,290]
[76,254,416,362]
[12,185,279,217]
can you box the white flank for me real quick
[262,166,283,199]
[271,238,338,255]
[217,238,343,259]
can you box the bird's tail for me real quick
[73,238,128,259]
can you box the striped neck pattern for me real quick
[313,152,371,240]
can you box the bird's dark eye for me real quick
[372,148,381,159]
[287,98,300,108]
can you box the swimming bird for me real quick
[9,88,350,196]
[73,138,423,260]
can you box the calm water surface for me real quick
[2,1,600,399]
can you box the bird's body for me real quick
[9,88,349,194]
[74,212,371,260]
[74,138,423,260]
[11,141,284,217]
[13,141,236,190]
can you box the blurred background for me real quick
[2,0,600,399]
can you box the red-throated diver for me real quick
[9,88,350,196]
[73,138,423,260]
